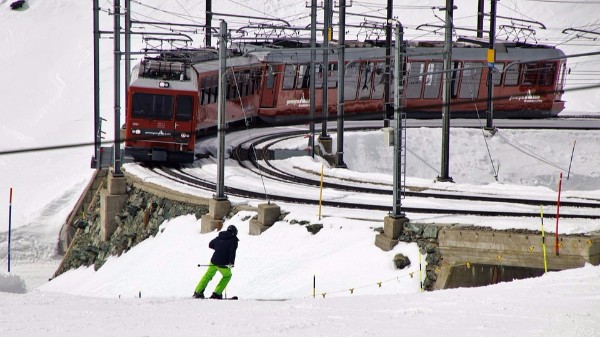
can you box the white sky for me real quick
[1,0,600,336]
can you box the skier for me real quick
[193,225,239,299]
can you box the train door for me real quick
[260,66,277,108]
[174,94,196,150]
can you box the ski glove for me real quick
[228,264,234,268]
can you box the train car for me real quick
[403,39,566,118]
[124,49,262,163]
[194,55,263,131]
[246,39,566,123]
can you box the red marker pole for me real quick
[555,173,562,255]
[8,188,13,273]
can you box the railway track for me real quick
[136,124,600,220]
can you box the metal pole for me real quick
[113,0,122,176]
[93,0,100,169]
[206,0,212,47]
[335,0,347,168]
[309,0,316,158]
[485,0,497,130]
[320,0,331,139]
[477,0,484,38]
[383,0,393,127]
[438,0,454,182]
[216,20,227,200]
[392,23,405,217]
[124,0,131,97]
[8,188,12,273]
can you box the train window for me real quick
[283,64,296,90]
[328,63,338,88]
[210,75,218,103]
[406,61,425,99]
[131,93,173,120]
[296,64,310,89]
[522,62,538,86]
[344,62,359,101]
[372,62,385,100]
[504,64,519,86]
[359,62,373,100]
[201,77,209,105]
[539,62,556,86]
[459,62,482,99]
[265,70,275,89]
[315,64,324,89]
[450,61,460,98]
[424,61,443,99]
[492,63,504,85]
[175,95,193,121]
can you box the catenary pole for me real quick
[124,0,131,100]
[485,0,497,129]
[206,0,212,47]
[392,23,405,217]
[438,0,454,182]
[335,0,347,168]
[309,0,316,158]
[216,20,227,200]
[383,0,393,127]
[113,0,123,176]
[93,0,100,168]
[320,0,332,139]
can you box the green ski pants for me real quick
[194,264,232,295]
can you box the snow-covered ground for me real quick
[1,0,600,336]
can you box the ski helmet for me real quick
[227,225,238,236]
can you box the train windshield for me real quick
[176,95,193,121]
[131,93,173,120]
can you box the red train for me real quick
[124,39,567,163]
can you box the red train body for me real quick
[124,39,567,163]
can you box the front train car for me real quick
[125,55,201,163]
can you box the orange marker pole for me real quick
[555,172,562,255]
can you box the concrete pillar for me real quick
[100,170,128,241]
[375,215,409,251]
[318,136,332,154]
[200,198,231,233]
[249,203,281,235]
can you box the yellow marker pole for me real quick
[540,206,548,273]
[313,275,316,299]
[318,164,324,220]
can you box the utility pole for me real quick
[335,0,347,168]
[438,0,454,183]
[216,20,227,200]
[309,0,317,158]
[206,0,212,47]
[485,0,497,130]
[113,0,122,176]
[320,0,332,142]
[383,0,393,127]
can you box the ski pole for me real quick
[197,264,211,267]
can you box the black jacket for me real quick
[209,230,239,266]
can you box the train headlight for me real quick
[132,129,141,135]
[180,132,190,138]
[159,81,170,88]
